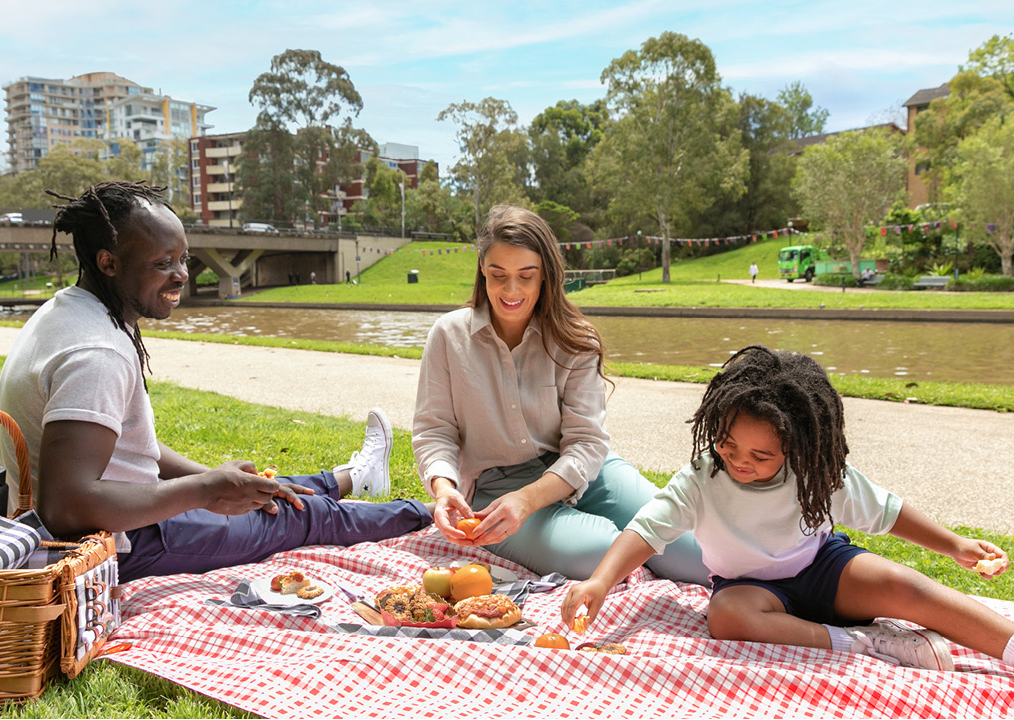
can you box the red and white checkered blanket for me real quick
[105,527,1014,718]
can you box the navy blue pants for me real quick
[119,471,431,582]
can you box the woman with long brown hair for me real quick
[413,205,707,582]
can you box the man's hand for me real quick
[198,460,282,515]
[269,483,314,513]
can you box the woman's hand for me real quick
[464,491,535,546]
[431,478,477,545]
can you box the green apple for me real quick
[422,566,455,598]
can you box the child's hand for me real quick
[956,539,1009,578]
[561,577,610,630]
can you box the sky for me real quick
[1,0,1011,174]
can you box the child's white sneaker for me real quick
[332,408,392,498]
[847,619,954,671]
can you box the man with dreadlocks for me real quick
[0,181,431,582]
[563,345,1014,673]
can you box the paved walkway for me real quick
[0,326,1010,535]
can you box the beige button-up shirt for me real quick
[413,305,609,505]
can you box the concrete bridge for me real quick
[0,223,408,298]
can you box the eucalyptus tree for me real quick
[437,97,529,230]
[246,49,374,228]
[589,32,747,282]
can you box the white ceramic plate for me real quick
[449,560,518,584]
[250,578,334,606]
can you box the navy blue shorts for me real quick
[710,532,871,625]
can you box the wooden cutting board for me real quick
[350,600,384,625]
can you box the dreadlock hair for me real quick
[469,204,610,384]
[46,181,174,389]
[689,345,849,533]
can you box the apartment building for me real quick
[189,132,436,228]
[3,71,212,175]
[902,83,950,208]
[189,132,244,227]
[108,92,213,171]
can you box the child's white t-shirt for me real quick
[627,452,902,581]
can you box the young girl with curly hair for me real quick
[563,345,1014,671]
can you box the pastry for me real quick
[453,594,522,629]
[271,571,311,595]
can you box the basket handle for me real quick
[0,410,34,517]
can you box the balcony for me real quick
[205,146,242,159]
[206,199,243,212]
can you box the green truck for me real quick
[778,245,879,282]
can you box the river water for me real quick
[138,306,1014,386]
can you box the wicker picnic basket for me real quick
[0,411,119,702]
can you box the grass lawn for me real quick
[5,382,1012,718]
[238,237,1014,311]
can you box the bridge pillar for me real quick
[192,248,264,299]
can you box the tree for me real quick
[910,71,1013,204]
[238,123,298,225]
[356,156,404,229]
[793,128,907,276]
[777,81,829,139]
[437,97,529,229]
[528,99,605,218]
[404,177,473,241]
[949,117,1014,276]
[962,33,1014,100]
[247,49,374,228]
[702,93,797,237]
[589,32,748,282]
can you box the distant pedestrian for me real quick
[346,270,351,284]
[310,270,317,285]
[749,262,758,284]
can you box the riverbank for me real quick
[206,297,1014,323]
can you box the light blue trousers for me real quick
[472,452,710,585]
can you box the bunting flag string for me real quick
[388,218,1001,260]
[563,226,803,251]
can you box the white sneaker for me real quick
[332,408,392,498]
[847,619,954,671]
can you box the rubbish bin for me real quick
[407,270,419,284]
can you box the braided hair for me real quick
[689,345,849,532]
[46,181,174,388]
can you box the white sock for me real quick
[824,624,855,653]
[1003,634,1014,667]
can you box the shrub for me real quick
[950,275,1014,292]
[813,273,858,287]
[876,274,915,290]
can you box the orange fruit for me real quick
[448,564,493,602]
[572,615,589,634]
[456,517,482,539]
[534,632,570,650]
